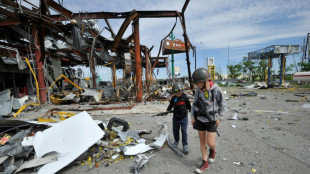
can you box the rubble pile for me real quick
[0,110,182,174]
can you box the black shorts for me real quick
[193,119,216,132]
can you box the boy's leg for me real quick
[206,132,216,163]
[181,117,189,154]
[180,117,188,145]
[172,118,180,145]
[195,131,209,173]
[198,131,208,161]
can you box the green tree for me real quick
[298,62,310,71]
[256,60,268,80]
[228,64,242,79]
[278,64,296,74]
[241,56,255,81]
[285,64,295,74]
[215,68,223,80]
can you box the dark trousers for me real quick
[172,116,188,145]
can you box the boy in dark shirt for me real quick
[166,82,191,154]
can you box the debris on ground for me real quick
[301,104,310,109]
[130,154,154,174]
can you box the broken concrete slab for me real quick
[33,111,104,174]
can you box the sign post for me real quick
[207,57,215,80]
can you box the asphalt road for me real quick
[20,87,310,174]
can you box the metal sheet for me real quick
[33,111,104,174]
[13,96,29,110]
[120,143,154,156]
[51,58,62,80]
[131,154,154,174]
[0,89,10,103]
[14,153,58,173]
[0,155,9,164]
[0,96,13,115]
[116,130,140,142]
[150,134,168,150]
[81,89,103,102]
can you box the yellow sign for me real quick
[208,65,215,80]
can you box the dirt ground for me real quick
[14,87,310,174]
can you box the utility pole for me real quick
[227,42,229,80]
[200,42,206,67]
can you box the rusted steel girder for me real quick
[181,13,193,90]
[104,19,116,39]
[1,0,36,14]
[0,21,19,26]
[182,0,190,14]
[0,7,20,21]
[44,104,135,115]
[134,19,142,102]
[125,34,134,44]
[112,11,138,52]
[50,11,179,21]
[46,0,72,18]
[32,24,47,103]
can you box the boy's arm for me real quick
[166,96,174,111]
[216,88,227,120]
[190,89,198,120]
[186,97,191,112]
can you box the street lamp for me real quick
[200,42,206,68]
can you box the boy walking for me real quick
[191,68,227,173]
[166,82,191,154]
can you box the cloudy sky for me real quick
[34,0,310,80]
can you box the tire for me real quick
[107,117,129,132]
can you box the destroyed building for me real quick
[0,1,197,173]
[0,0,195,107]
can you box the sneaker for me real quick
[195,160,209,173]
[172,141,178,148]
[183,145,189,154]
[208,149,216,163]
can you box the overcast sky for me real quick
[31,0,310,80]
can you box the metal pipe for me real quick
[112,64,116,88]
[145,49,150,92]
[32,24,47,103]
[267,58,271,86]
[280,55,285,85]
[90,38,97,88]
[134,19,142,102]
